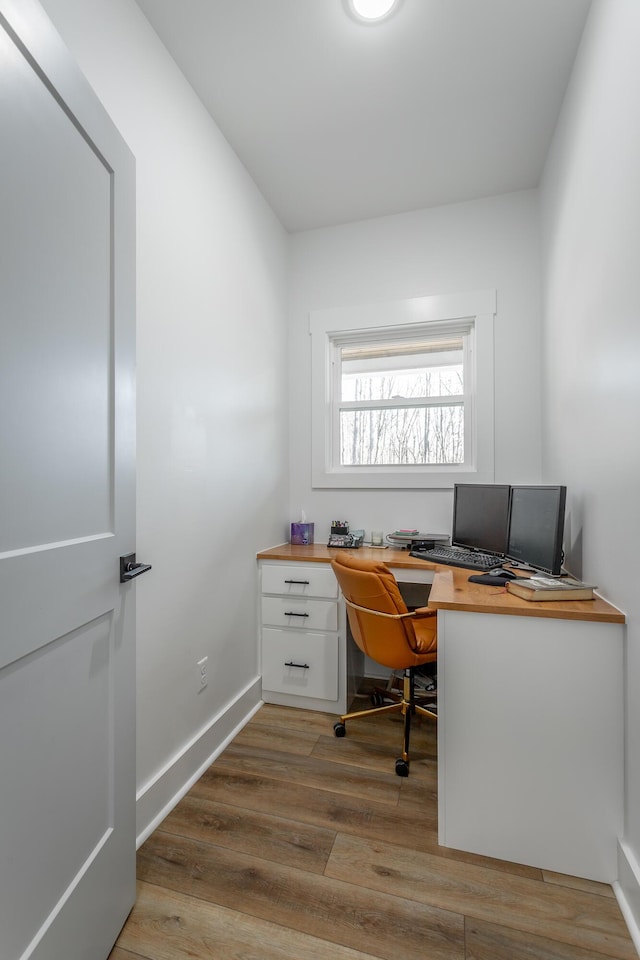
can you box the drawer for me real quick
[262,628,338,700]
[261,596,337,631]
[261,563,338,599]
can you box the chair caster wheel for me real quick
[395,758,409,777]
[333,722,346,738]
[371,691,384,706]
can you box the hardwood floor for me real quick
[109,701,636,960]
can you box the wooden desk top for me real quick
[257,543,625,625]
[257,541,435,569]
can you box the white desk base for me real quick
[437,609,624,882]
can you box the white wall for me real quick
[288,190,544,543]
[40,0,289,839]
[540,0,640,939]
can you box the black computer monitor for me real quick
[506,485,567,576]
[451,483,511,556]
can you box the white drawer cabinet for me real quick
[261,628,338,700]
[261,596,338,631]
[258,559,359,714]
[261,563,338,599]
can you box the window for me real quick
[310,290,496,489]
[337,330,467,467]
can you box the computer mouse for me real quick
[489,568,516,579]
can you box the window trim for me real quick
[309,289,496,489]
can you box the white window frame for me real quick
[310,289,496,489]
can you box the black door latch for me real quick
[119,552,152,583]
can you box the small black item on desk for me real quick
[331,521,349,535]
[469,569,520,585]
[489,568,516,579]
[411,539,440,552]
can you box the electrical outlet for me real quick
[196,656,208,692]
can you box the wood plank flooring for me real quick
[109,701,636,960]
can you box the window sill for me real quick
[312,466,496,490]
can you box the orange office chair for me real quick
[330,552,437,777]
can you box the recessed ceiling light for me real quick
[346,0,400,24]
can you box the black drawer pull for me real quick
[284,579,310,585]
[284,611,310,618]
[285,661,310,669]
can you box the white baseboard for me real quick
[135,676,262,847]
[614,840,640,957]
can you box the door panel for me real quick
[1,617,113,958]
[0,2,136,957]
[0,13,112,554]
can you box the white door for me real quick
[0,2,137,958]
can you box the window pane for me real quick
[340,406,464,465]
[341,337,464,403]
[341,364,463,401]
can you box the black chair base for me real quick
[333,667,437,776]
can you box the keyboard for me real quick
[409,546,504,571]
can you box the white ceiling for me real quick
[134,0,591,233]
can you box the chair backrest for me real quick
[331,553,436,670]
